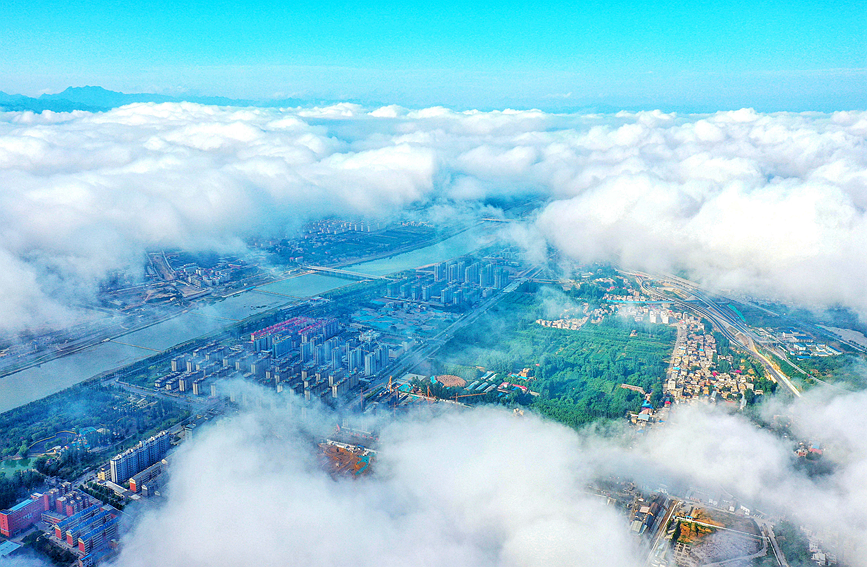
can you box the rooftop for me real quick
[6,494,40,513]
[0,540,22,557]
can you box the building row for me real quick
[165,315,394,404]
[53,504,119,561]
[128,459,167,496]
[387,277,503,306]
[109,430,171,484]
[432,260,510,289]
[0,482,97,537]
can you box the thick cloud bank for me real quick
[1,104,865,332]
[533,109,867,312]
[115,404,640,567]
[92,387,867,567]
[2,387,866,566]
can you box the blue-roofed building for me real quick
[1,493,46,536]
[54,504,101,540]
[78,515,119,554]
[0,540,22,558]
[79,546,117,567]
[8,499,32,513]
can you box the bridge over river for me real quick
[303,265,393,281]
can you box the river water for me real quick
[0,227,490,413]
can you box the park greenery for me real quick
[434,286,677,429]
[0,381,188,480]
[21,530,78,566]
[0,469,43,511]
[34,446,101,481]
[81,481,125,510]
[0,382,187,459]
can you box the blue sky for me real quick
[1,0,864,110]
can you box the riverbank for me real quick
[0,225,492,414]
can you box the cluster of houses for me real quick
[665,316,756,404]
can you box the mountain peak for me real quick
[1,86,314,114]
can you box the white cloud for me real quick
[1,104,865,334]
[0,104,437,333]
[2,103,867,565]
[91,385,867,567]
[111,401,640,567]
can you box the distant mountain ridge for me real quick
[0,86,315,113]
[1,85,644,115]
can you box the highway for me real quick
[754,517,790,567]
[627,271,802,398]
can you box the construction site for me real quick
[668,505,766,567]
[316,426,378,479]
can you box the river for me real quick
[0,227,492,413]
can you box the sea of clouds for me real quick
[3,103,867,566]
[14,386,859,567]
[5,384,867,567]
[0,103,865,334]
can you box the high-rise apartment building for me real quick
[109,430,171,484]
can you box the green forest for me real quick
[0,382,187,459]
[0,469,43,510]
[434,287,677,428]
[0,382,188,480]
[774,520,814,567]
[797,354,866,389]
[530,319,675,427]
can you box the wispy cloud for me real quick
[1,104,866,335]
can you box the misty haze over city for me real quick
[0,1,865,567]
[1,105,865,334]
